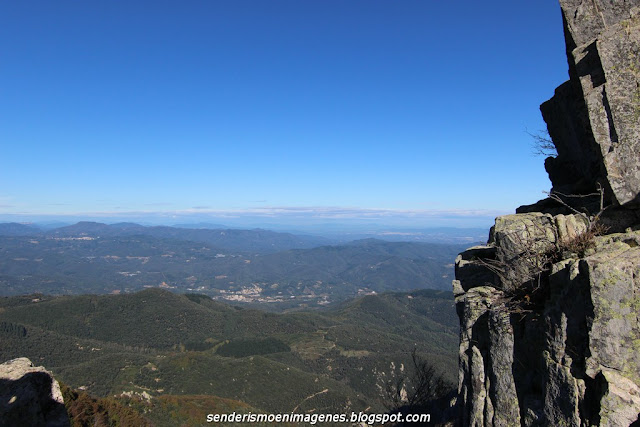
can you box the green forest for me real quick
[0,288,458,425]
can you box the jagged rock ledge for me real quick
[453,214,640,426]
[0,357,70,427]
[520,1,640,233]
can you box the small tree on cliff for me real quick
[384,349,454,416]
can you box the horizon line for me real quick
[0,205,510,219]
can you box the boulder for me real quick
[0,358,70,427]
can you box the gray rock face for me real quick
[560,0,640,48]
[542,2,640,208]
[0,357,70,427]
[455,285,520,427]
[454,221,640,426]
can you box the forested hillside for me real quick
[0,288,458,422]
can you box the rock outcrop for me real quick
[454,216,640,426]
[453,1,640,426]
[542,0,640,208]
[0,358,70,427]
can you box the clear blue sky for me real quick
[0,1,567,227]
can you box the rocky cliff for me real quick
[0,358,70,427]
[453,1,640,426]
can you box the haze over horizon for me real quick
[1,1,566,228]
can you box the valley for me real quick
[0,221,464,424]
[0,288,459,423]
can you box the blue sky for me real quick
[1,1,567,228]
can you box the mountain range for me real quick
[0,222,467,307]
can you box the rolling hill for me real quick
[0,288,458,421]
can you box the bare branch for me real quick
[527,129,557,158]
[546,191,590,220]
[545,185,608,230]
